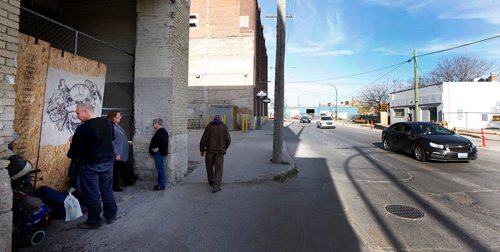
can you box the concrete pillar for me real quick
[0,0,20,250]
[133,0,190,184]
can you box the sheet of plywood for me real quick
[13,34,50,169]
[38,47,107,191]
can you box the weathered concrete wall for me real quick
[0,0,20,250]
[134,0,190,183]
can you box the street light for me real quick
[328,84,338,120]
[256,90,267,130]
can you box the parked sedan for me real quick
[382,122,478,162]
[316,116,336,129]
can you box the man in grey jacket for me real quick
[200,115,231,193]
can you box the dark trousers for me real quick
[113,160,133,188]
[79,160,117,225]
[205,152,224,188]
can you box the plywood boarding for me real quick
[37,48,107,191]
[13,34,50,168]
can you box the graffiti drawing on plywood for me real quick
[41,68,105,147]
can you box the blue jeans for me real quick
[154,153,167,188]
[78,160,117,225]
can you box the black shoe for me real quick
[77,222,101,230]
[113,187,123,192]
[212,186,221,193]
[106,217,117,224]
[153,185,165,191]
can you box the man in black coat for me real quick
[149,118,169,190]
[69,103,117,229]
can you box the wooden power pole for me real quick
[272,0,286,163]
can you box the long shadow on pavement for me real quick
[344,146,490,251]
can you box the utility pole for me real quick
[272,0,286,163]
[414,49,419,122]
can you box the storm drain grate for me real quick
[385,205,424,219]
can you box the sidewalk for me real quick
[19,122,297,251]
[184,121,296,184]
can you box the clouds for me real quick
[365,0,500,25]
[281,1,353,57]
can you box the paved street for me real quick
[20,121,500,251]
[286,121,500,251]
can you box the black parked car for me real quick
[381,122,478,162]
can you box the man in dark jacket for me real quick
[200,115,231,193]
[149,118,169,190]
[69,103,117,229]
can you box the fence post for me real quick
[74,31,79,54]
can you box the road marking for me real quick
[452,178,481,189]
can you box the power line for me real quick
[337,60,409,100]
[418,34,500,58]
[285,0,298,48]
[288,34,500,84]
[289,59,412,83]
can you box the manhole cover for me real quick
[385,205,424,219]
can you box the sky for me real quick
[257,0,500,107]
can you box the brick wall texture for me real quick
[134,0,190,182]
[0,1,19,250]
[188,0,268,128]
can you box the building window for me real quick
[189,14,199,28]
[482,114,488,121]
[394,109,404,117]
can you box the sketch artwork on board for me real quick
[45,78,103,135]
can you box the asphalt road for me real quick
[286,121,500,251]
[19,121,499,251]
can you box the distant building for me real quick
[390,80,500,129]
[188,0,268,130]
[286,106,358,120]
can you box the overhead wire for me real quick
[337,60,410,100]
[285,0,298,55]
[289,59,412,83]
[289,33,500,85]
[418,34,500,58]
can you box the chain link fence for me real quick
[19,6,135,135]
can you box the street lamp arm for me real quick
[327,84,338,120]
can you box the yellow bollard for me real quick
[223,115,227,124]
[206,113,210,127]
[244,114,248,132]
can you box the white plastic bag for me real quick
[64,191,83,222]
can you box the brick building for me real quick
[0,1,20,249]
[188,0,268,130]
[1,1,190,248]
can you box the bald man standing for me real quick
[69,102,117,229]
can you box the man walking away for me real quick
[200,115,231,193]
[69,103,117,229]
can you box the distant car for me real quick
[316,116,336,129]
[382,122,478,162]
[300,115,311,123]
[291,115,299,119]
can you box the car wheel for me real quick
[383,137,391,151]
[414,145,426,162]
